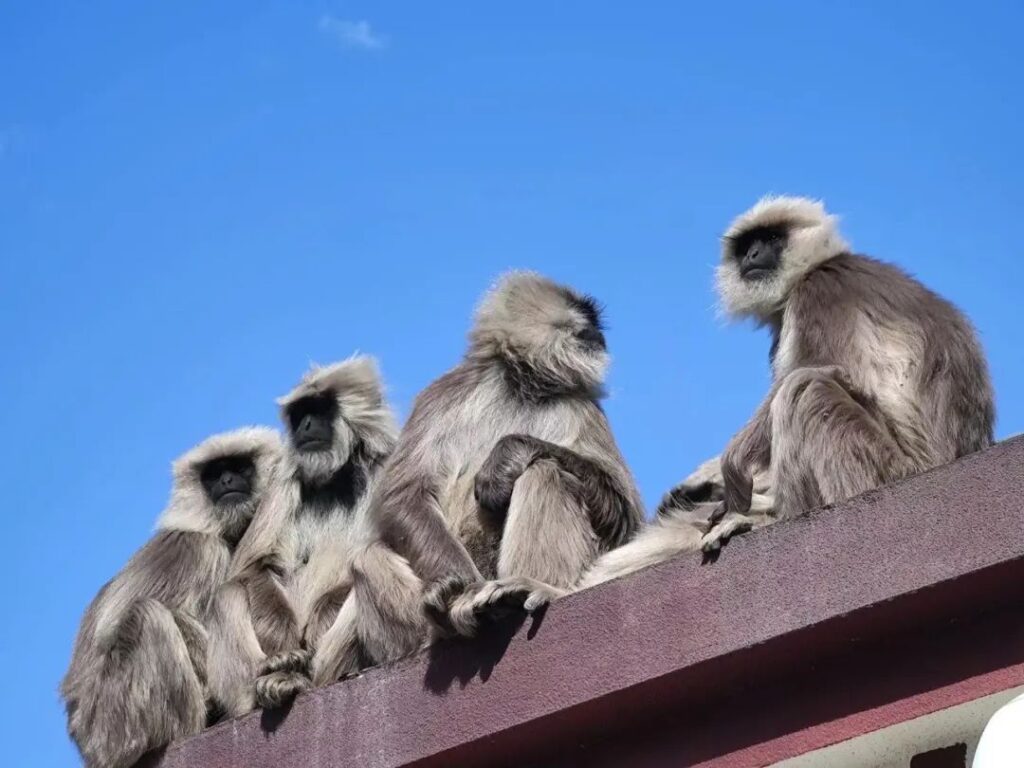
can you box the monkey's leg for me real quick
[771,366,910,517]
[702,366,904,554]
[499,459,599,586]
[443,460,589,636]
[206,581,265,719]
[69,598,206,768]
[310,593,361,686]
[312,543,429,686]
[352,542,430,666]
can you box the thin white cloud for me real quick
[319,16,386,50]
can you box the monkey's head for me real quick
[161,427,284,545]
[469,271,609,399]
[277,356,398,486]
[717,196,850,322]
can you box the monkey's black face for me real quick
[200,455,257,506]
[731,225,788,281]
[288,395,337,453]
[566,292,607,352]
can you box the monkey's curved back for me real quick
[782,254,994,463]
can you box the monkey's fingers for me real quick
[254,670,311,709]
[471,577,565,620]
[700,514,754,555]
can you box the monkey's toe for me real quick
[700,514,754,555]
[254,670,311,709]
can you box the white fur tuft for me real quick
[160,427,284,536]
[717,195,850,321]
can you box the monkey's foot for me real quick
[446,577,566,637]
[254,670,311,709]
[258,649,312,677]
[700,512,754,555]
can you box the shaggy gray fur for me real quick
[581,458,773,586]
[61,427,283,768]
[677,196,994,552]
[331,271,643,667]
[206,356,398,716]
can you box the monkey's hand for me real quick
[253,649,313,709]
[474,434,541,523]
[254,669,312,709]
[700,512,755,557]
[432,577,565,638]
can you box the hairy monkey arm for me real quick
[720,384,777,515]
[478,434,640,548]
[376,475,482,585]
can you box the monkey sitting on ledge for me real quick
[586,195,994,585]
[699,195,994,550]
[62,428,283,768]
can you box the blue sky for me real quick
[1,3,1022,765]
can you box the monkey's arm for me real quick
[377,475,482,585]
[207,556,304,717]
[476,434,640,548]
[718,385,777,517]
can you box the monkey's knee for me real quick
[772,367,852,430]
[352,544,428,662]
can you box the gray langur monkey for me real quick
[206,356,398,717]
[320,271,644,671]
[689,195,994,552]
[61,427,283,768]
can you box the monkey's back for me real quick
[781,253,994,465]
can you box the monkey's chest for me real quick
[285,510,361,622]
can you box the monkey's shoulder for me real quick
[123,529,232,594]
[405,364,484,419]
[798,253,950,314]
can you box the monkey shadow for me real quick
[423,606,549,694]
[133,746,167,768]
[259,697,298,735]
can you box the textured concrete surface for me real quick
[147,436,1024,768]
